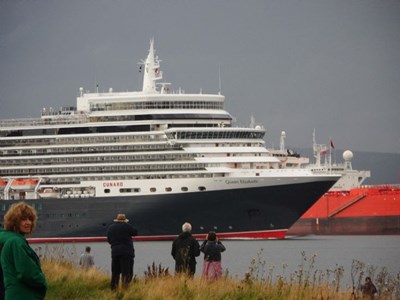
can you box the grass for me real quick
[39,248,400,300]
[41,259,341,300]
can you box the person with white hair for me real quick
[171,222,200,276]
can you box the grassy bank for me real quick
[41,254,400,300]
[42,259,344,300]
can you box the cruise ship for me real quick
[0,40,340,242]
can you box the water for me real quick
[34,235,400,284]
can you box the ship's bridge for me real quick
[77,92,225,113]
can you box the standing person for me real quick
[79,246,94,271]
[200,231,226,280]
[361,276,377,299]
[106,213,138,290]
[171,222,200,276]
[0,202,47,300]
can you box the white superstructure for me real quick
[308,129,370,191]
[0,39,331,201]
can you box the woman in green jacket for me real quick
[0,202,47,300]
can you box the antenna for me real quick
[218,64,222,94]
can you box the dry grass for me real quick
[38,246,400,300]
[41,259,356,300]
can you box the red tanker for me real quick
[286,131,400,235]
[288,185,400,235]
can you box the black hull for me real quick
[0,180,337,240]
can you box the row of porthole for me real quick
[104,186,207,194]
[199,226,233,230]
[33,223,80,229]
[49,224,235,232]
[44,213,86,218]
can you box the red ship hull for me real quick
[288,185,400,235]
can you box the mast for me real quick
[313,129,328,167]
[280,131,286,151]
[313,129,321,166]
[141,39,163,93]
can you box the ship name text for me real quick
[225,179,258,185]
[103,181,124,187]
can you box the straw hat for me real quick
[113,213,129,223]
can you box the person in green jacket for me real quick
[0,202,47,300]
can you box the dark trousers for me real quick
[111,255,134,290]
[175,261,196,277]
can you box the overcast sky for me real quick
[1,0,399,154]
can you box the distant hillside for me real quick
[293,148,400,185]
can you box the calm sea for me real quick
[33,235,400,285]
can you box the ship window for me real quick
[165,187,172,192]
[198,186,206,191]
[248,209,261,217]
[181,187,188,192]
[150,187,156,192]
[104,189,110,193]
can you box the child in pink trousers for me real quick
[200,231,226,280]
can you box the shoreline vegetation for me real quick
[37,246,399,300]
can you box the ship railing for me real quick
[0,116,88,128]
[360,184,400,190]
[1,163,209,178]
[0,136,169,149]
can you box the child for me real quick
[79,246,94,270]
[200,231,226,280]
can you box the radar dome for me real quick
[343,150,353,161]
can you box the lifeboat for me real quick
[38,188,60,198]
[11,178,39,190]
[0,180,7,190]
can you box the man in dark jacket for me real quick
[107,213,138,290]
[171,222,200,276]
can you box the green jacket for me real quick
[0,229,47,300]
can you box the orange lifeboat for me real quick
[11,178,39,190]
[0,180,7,190]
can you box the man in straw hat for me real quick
[107,213,138,290]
